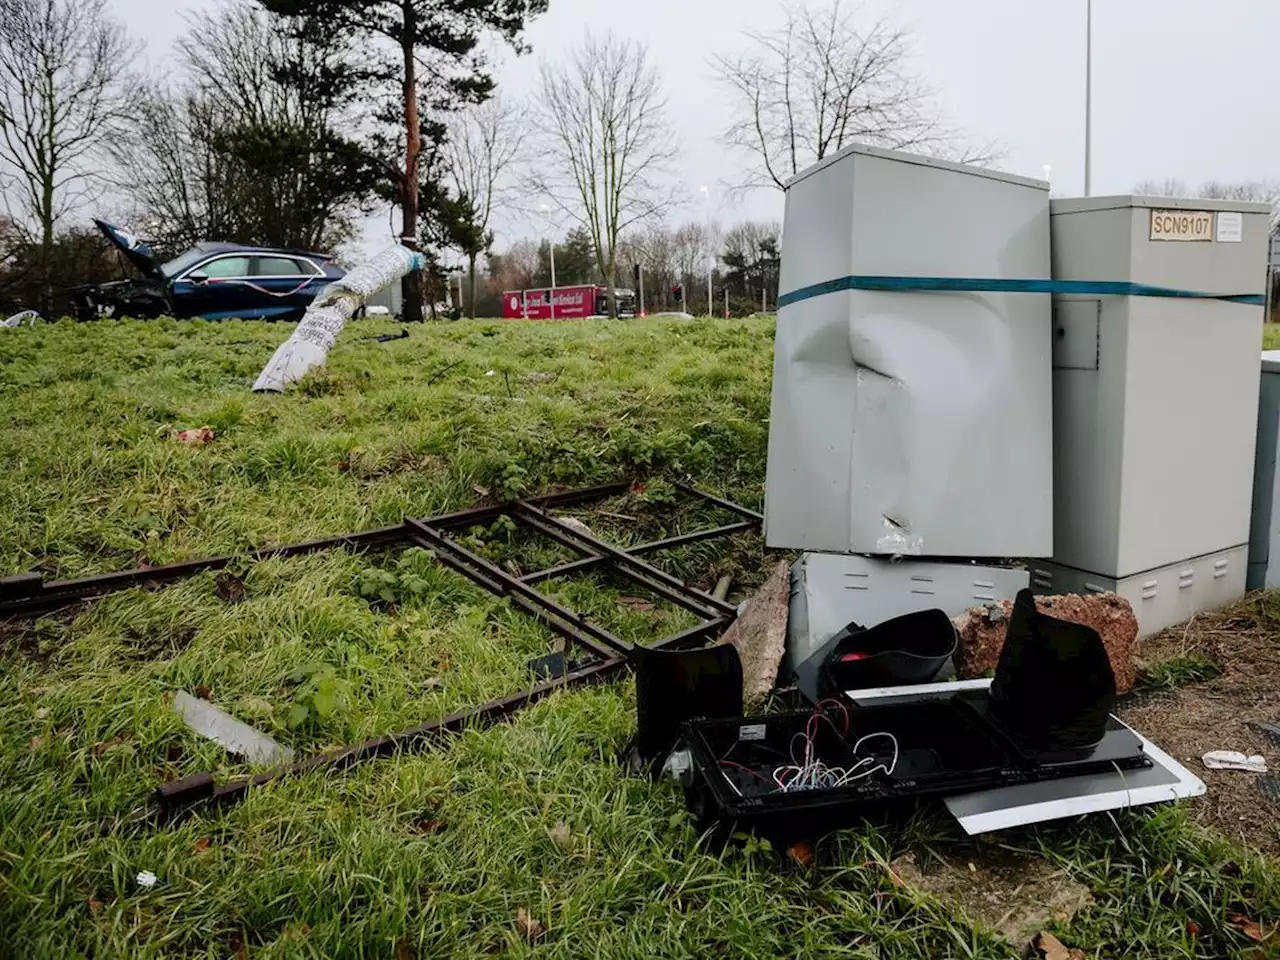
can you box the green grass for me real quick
[2,316,1278,958]
[1263,324,1280,351]
[1140,653,1224,690]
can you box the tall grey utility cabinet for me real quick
[764,143,1054,559]
[1034,196,1270,636]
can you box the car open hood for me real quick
[94,219,163,280]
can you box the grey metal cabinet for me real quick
[1036,196,1269,635]
[764,143,1054,559]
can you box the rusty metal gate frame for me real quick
[0,480,761,818]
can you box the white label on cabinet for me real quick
[1216,212,1244,243]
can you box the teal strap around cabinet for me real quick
[775,275,1266,309]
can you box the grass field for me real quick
[2,316,1278,959]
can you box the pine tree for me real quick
[257,0,545,321]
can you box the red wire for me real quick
[806,710,845,746]
[719,760,772,783]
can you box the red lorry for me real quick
[502,285,637,320]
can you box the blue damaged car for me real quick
[73,220,345,321]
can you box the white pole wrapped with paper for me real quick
[253,245,425,393]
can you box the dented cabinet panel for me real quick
[766,143,1054,558]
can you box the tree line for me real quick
[479,219,781,318]
[0,0,994,319]
[1,0,1275,320]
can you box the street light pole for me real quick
[549,243,557,321]
[707,259,713,319]
[540,203,556,321]
[700,185,712,318]
[1084,0,1093,196]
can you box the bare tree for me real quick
[1133,178,1280,232]
[182,4,321,128]
[671,222,720,312]
[712,0,994,192]
[529,32,678,316]
[447,98,522,318]
[110,4,376,255]
[489,237,541,293]
[111,88,236,253]
[1201,181,1280,233]
[0,0,136,311]
[0,212,28,298]
[1131,178,1193,199]
[618,224,677,310]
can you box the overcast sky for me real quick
[108,0,1280,254]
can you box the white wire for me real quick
[851,731,900,778]
[771,729,900,793]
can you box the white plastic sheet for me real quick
[1202,750,1267,773]
[2,310,40,328]
[171,690,294,765]
[253,245,424,393]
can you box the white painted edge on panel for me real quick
[946,721,1205,835]
[844,678,992,702]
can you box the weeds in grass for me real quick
[284,662,352,730]
[1141,653,1224,689]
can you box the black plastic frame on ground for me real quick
[0,480,761,818]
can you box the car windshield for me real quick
[159,248,213,279]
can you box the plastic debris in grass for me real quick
[171,690,294,765]
[557,516,594,538]
[174,426,215,445]
[359,328,410,343]
[253,245,424,393]
[1,309,40,328]
[1202,750,1268,773]
[629,644,743,776]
